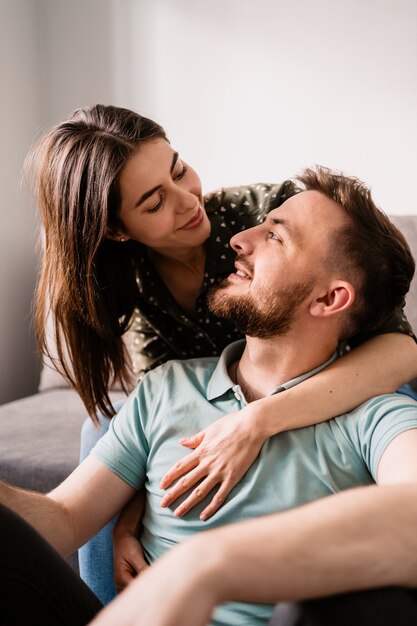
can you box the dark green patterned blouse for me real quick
[129,182,414,380]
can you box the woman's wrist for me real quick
[247,395,289,440]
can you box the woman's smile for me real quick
[117,139,211,251]
[177,206,205,230]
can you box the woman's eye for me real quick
[174,165,188,180]
[147,196,164,213]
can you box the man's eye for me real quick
[268,231,282,242]
[174,165,188,180]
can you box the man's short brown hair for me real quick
[296,166,415,338]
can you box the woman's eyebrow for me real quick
[134,152,179,208]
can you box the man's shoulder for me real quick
[331,393,417,475]
[138,355,220,397]
[332,393,417,459]
[348,393,417,418]
[332,393,417,434]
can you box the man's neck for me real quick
[232,329,338,401]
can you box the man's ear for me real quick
[309,281,355,319]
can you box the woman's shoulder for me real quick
[204,181,297,218]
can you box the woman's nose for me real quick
[174,187,198,214]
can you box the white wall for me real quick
[0,0,43,403]
[111,0,417,214]
[40,0,115,125]
[0,0,115,404]
[1,0,416,404]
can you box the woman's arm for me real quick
[252,332,417,438]
[128,312,177,380]
[160,333,417,519]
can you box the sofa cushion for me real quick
[0,388,125,493]
[390,216,417,334]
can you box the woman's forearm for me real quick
[253,333,417,439]
[158,333,417,520]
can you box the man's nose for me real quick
[230,226,257,254]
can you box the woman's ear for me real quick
[309,281,355,318]
[106,227,130,243]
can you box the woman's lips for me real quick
[179,207,204,230]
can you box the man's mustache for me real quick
[235,254,254,276]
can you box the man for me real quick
[2,166,417,626]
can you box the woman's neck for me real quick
[148,244,206,273]
[148,245,207,316]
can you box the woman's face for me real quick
[116,138,211,252]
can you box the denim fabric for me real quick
[78,400,125,605]
[396,383,417,401]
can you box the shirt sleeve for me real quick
[336,394,417,481]
[128,311,178,382]
[90,377,154,489]
[204,180,298,226]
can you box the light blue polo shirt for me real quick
[92,340,417,626]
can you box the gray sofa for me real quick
[0,216,416,615]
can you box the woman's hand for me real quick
[113,531,150,593]
[160,405,266,520]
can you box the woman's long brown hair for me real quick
[28,105,167,422]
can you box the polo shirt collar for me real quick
[206,339,338,401]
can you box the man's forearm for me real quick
[113,490,146,542]
[0,480,75,556]
[91,483,417,626]
[206,484,417,605]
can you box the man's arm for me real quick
[91,430,417,625]
[0,456,135,557]
[113,491,149,592]
[91,482,417,626]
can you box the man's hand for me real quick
[113,532,149,593]
[91,537,218,626]
[91,484,417,626]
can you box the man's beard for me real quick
[208,274,315,339]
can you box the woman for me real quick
[29,104,417,603]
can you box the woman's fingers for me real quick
[199,483,232,521]
[179,430,205,449]
[173,475,220,518]
[160,411,266,517]
[160,452,199,489]
[160,465,207,508]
